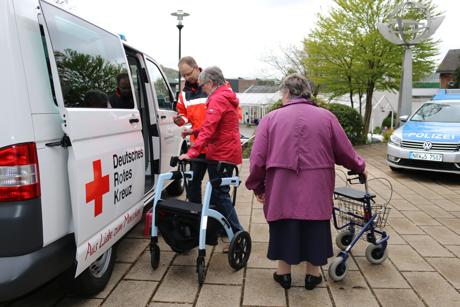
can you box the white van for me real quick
[0,0,187,301]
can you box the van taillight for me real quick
[0,143,41,202]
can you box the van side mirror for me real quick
[399,115,409,122]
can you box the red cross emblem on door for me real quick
[85,160,110,217]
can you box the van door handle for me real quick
[160,115,167,119]
[129,118,139,124]
[45,135,71,148]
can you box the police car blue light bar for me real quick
[118,33,127,41]
[432,89,460,100]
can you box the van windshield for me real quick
[411,103,460,123]
[41,2,133,109]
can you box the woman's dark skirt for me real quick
[267,219,333,266]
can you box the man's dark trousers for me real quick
[187,153,207,203]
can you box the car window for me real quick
[145,60,174,110]
[411,103,460,123]
[41,2,133,109]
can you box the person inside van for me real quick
[110,73,134,109]
[82,89,110,108]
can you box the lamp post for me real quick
[377,0,443,127]
[171,10,190,96]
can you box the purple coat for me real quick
[245,98,365,222]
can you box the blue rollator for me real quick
[329,171,392,281]
[149,157,252,284]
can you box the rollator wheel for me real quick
[150,244,160,270]
[228,231,252,271]
[196,256,206,285]
[328,257,348,282]
[365,244,388,264]
[335,230,354,251]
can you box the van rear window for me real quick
[41,2,133,109]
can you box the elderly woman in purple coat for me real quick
[245,74,366,290]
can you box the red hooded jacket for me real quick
[187,85,242,165]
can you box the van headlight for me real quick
[389,134,401,146]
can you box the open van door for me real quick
[39,1,145,276]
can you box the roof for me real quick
[237,92,281,106]
[244,85,280,93]
[436,49,460,73]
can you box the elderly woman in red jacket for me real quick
[246,74,366,290]
[179,66,243,234]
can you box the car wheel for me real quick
[72,247,116,296]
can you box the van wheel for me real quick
[72,247,116,296]
[166,175,184,196]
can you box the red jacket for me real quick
[187,85,242,165]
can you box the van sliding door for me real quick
[39,0,145,276]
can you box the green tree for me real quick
[55,49,125,107]
[304,0,439,136]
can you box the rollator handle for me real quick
[347,171,366,184]
[170,156,179,167]
[170,156,191,167]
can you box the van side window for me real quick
[41,2,133,109]
[146,60,174,110]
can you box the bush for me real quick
[381,112,397,130]
[383,128,394,142]
[323,103,365,145]
[373,126,382,135]
[242,137,254,159]
[266,99,364,145]
[267,100,282,113]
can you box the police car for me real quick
[387,89,460,174]
[0,0,186,301]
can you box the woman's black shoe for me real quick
[273,272,291,289]
[305,274,322,290]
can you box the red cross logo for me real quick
[85,160,110,217]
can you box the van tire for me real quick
[72,246,116,296]
[166,177,184,196]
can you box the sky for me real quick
[60,0,459,79]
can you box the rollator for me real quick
[149,157,251,284]
[329,171,392,281]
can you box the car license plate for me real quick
[409,152,443,162]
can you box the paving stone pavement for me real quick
[4,144,460,307]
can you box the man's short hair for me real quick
[116,73,129,85]
[199,66,225,86]
[178,56,198,68]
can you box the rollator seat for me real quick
[334,187,376,202]
[157,199,202,216]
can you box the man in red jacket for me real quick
[179,66,243,233]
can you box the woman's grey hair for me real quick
[280,73,312,99]
[199,66,226,86]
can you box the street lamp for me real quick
[377,1,443,127]
[171,10,190,96]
